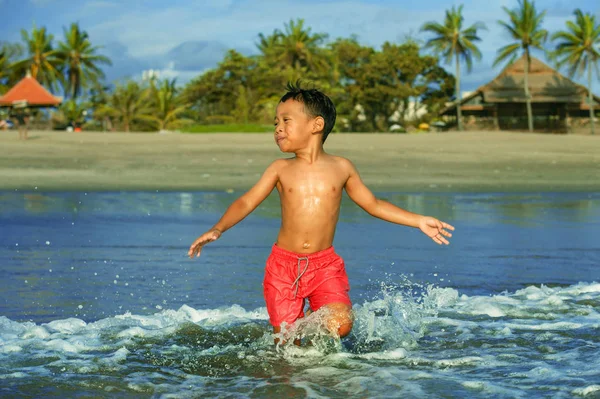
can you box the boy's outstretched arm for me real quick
[343,159,455,245]
[188,160,283,258]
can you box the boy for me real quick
[189,82,454,341]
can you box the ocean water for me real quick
[1,191,599,398]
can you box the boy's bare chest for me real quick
[277,165,346,196]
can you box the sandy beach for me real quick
[0,130,598,192]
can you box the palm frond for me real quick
[493,43,521,67]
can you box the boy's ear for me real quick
[312,116,325,134]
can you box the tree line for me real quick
[1,0,598,133]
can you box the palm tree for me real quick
[11,25,63,92]
[255,19,328,77]
[96,80,153,132]
[56,23,112,100]
[0,48,11,93]
[1,43,24,92]
[421,5,486,131]
[494,0,548,132]
[256,31,282,59]
[51,99,89,129]
[281,19,325,66]
[149,78,190,130]
[551,9,600,135]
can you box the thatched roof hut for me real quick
[440,55,600,132]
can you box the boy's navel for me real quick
[303,242,310,249]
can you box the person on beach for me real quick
[188,81,455,343]
[10,108,30,140]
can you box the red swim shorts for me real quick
[263,244,351,327]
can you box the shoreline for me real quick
[1,130,598,193]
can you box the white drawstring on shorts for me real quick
[291,256,309,298]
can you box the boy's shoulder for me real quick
[268,157,293,168]
[327,154,356,170]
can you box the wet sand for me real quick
[0,130,598,192]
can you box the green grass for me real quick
[182,123,273,133]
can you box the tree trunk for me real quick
[456,53,463,131]
[588,63,595,136]
[524,52,534,132]
[70,72,77,100]
[493,104,499,130]
[370,112,378,132]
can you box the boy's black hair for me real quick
[279,80,336,143]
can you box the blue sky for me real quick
[1,0,599,94]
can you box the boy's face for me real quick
[274,99,316,152]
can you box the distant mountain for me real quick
[102,41,152,82]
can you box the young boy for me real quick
[189,82,454,341]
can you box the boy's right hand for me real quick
[188,229,222,259]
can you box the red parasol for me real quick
[0,72,62,107]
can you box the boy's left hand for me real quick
[418,216,454,245]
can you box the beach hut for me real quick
[439,54,600,133]
[0,72,62,108]
[0,72,62,139]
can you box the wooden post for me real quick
[565,104,570,134]
[493,104,500,131]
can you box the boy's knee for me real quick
[324,303,353,337]
[338,321,352,338]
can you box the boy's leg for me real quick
[272,325,302,346]
[321,302,353,338]
[307,251,353,338]
[263,252,306,345]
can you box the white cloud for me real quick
[86,1,431,58]
[149,62,209,85]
